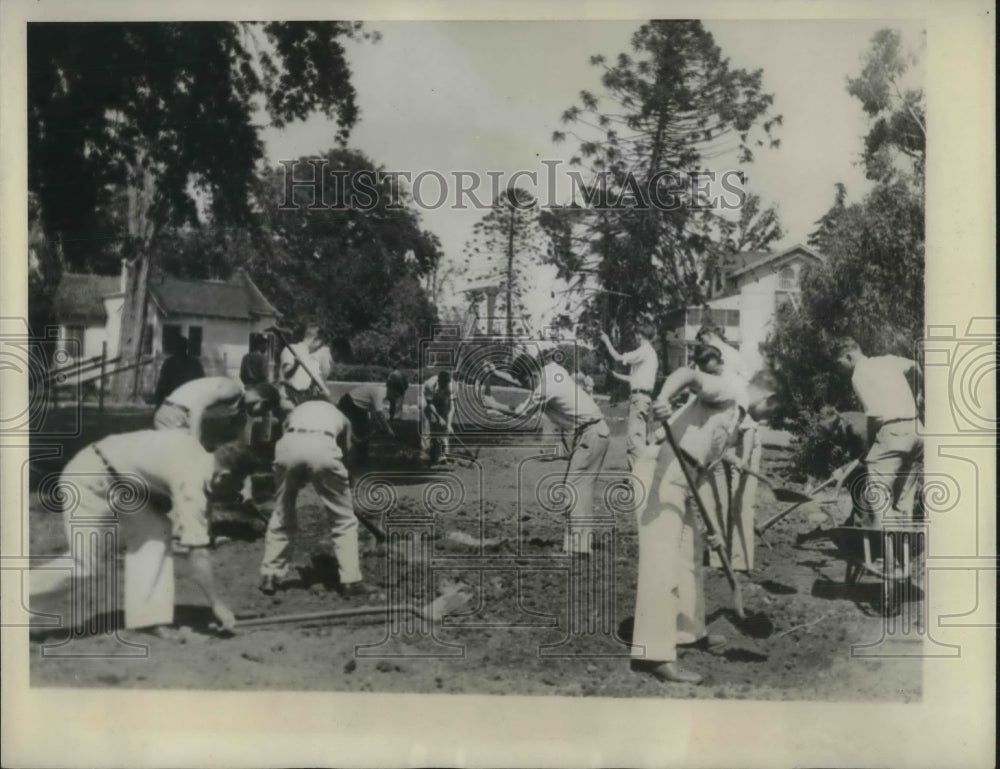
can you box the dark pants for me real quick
[337,393,372,463]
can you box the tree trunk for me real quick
[110,160,156,402]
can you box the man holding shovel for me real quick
[630,344,743,684]
[419,370,455,465]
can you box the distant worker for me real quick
[485,350,611,555]
[154,335,205,408]
[240,333,271,388]
[279,322,330,409]
[420,371,455,465]
[336,371,409,465]
[600,323,659,472]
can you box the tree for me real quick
[461,187,547,337]
[28,22,376,398]
[846,28,926,184]
[701,192,785,299]
[762,28,926,475]
[763,180,924,474]
[251,148,442,367]
[548,20,782,343]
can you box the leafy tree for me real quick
[461,187,547,337]
[846,28,926,184]
[763,180,924,474]
[251,148,441,367]
[548,20,782,346]
[28,21,376,398]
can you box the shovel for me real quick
[229,589,472,630]
[755,458,861,545]
[719,454,813,504]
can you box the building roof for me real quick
[53,273,122,322]
[55,269,278,325]
[725,243,822,278]
[148,269,278,321]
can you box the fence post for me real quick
[98,342,107,420]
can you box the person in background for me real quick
[279,323,330,409]
[484,349,611,556]
[600,323,659,473]
[154,335,205,408]
[419,370,455,465]
[240,333,270,388]
[336,371,409,465]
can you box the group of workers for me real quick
[32,319,923,687]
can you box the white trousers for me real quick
[31,448,175,630]
[260,432,361,585]
[631,447,706,662]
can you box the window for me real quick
[187,325,203,357]
[726,309,740,327]
[779,265,796,290]
[142,324,153,355]
[162,324,182,355]
[687,308,702,326]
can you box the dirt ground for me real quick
[27,400,923,700]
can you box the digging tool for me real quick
[755,459,861,544]
[448,431,480,463]
[266,324,331,399]
[719,454,813,504]
[658,419,745,619]
[229,589,472,630]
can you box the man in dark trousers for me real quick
[240,333,270,388]
[154,335,205,407]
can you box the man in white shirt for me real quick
[154,375,245,444]
[835,337,923,525]
[420,371,455,465]
[486,351,611,555]
[629,343,741,685]
[279,323,330,409]
[258,400,363,597]
[601,323,659,472]
[31,432,255,636]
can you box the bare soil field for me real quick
[27,399,922,700]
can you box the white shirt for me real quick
[95,430,215,548]
[518,362,605,433]
[161,376,244,435]
[310,345,333,380]
[852,355,917,420]
[280,343,323,392]
[621,339,658,392]
[281,400,350,469]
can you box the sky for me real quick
[262,19,925,331]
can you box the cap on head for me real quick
[636,322,656,340]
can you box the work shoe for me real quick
[338,582,368,599]
[258,575,277,595]
[630,660,703,685]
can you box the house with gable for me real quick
[663,243,823,375]
[53,263,279,390]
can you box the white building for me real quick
[664,244,823,374]
[53,265,279,386]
